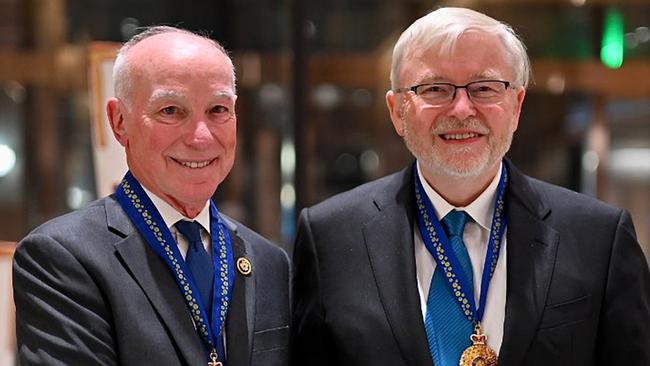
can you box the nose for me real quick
[447,88,477,120]
[185,116,214,148]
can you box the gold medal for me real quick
[459,324,498,366]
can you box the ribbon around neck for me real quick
[115,171,234,360]
[413,162,508,324]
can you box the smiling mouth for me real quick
[440,132,481,140]
[172,158,216,169]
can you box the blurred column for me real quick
[290,0,308,213]
[23,0,67,228]
[582,96,610,199]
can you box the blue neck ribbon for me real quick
[115,171,234,362]
[413,162,508,324]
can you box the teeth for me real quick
[179,160,212,169]
[443,133,479,140]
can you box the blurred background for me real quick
[0,0,649,364]
[0,0,648,250]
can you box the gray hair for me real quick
[389,7,530,90]
[112,25,236,105]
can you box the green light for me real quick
[600,7,624,69]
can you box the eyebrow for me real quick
[475,69,502,80]
[149,90,185,103]
[414,69,504,85]
[212,90,236,100]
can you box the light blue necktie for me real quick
[425,210,474,366]
[175,220,214,317]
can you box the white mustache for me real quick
[432,118,489,135]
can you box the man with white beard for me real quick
[291,7,650,366]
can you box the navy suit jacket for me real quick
[292,160,650,365]
[14,194,290,366]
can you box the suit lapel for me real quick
[362,168,433,366]
[359,161,560,365]
[224,221,254,366]
[105,196,205,366]
[498,161,559,365]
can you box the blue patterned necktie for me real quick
[175,220,214,318]
[424,210,474,366]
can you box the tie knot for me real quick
[174,220,203,245]
[441,210,469,238]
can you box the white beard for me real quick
[402,116,514,178]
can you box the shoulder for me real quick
[21,197,114,245]
[14,197,119,281]
[506,159,624,221]
[14,196,131,270]
[306,168,410,223]
[525,175,623,219]
[509,165,632,240]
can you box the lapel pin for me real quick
[236,257,252,276]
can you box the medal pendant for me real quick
[208,350,222,366]
[459,324,498,366]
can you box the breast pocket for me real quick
[539,294,591,330]
[251,326,289,366]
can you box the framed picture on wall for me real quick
[88,42,127,198]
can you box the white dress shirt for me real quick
[142,187,212,259]
[414,162,507,354]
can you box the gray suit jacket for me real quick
[292,160,650,365]
[14,194,290,366]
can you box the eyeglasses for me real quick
[394,80,513,106]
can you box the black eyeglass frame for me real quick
[394,79,514,104]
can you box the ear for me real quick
[510,87,526,132]
[106,97,129,147]
[386,90,405,137]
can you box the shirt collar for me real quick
[416,161,502,231]
[141,186,211,233]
